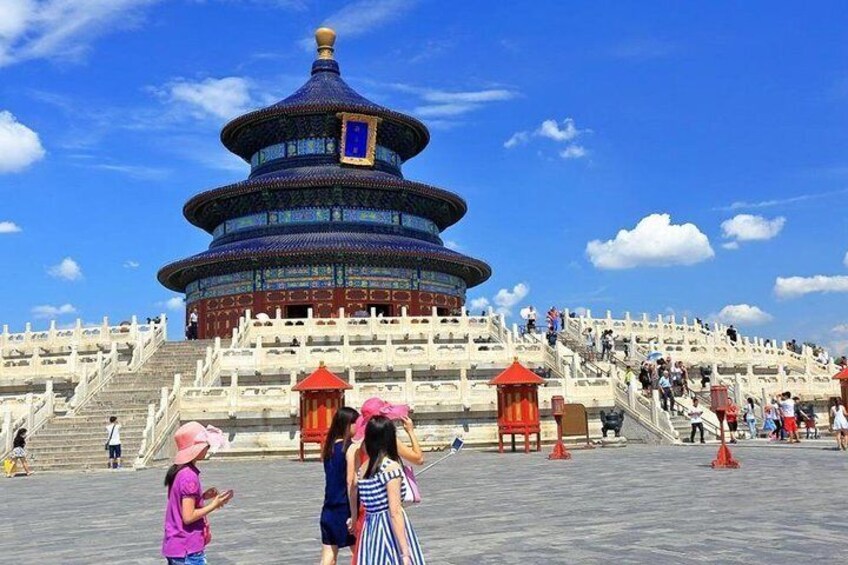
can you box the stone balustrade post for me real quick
[650,389,660,426]
[25,392,34,431]
[0,324,7,348]
[347,368,356,405]
[734,373,743,405]
[459,367,469,409]
[24,322,32,343]
[161,387,169,424]
[778,365,786,392]
[146,403,156,445]
[214,337,221,352]
[3,407,12,452]
[229,371,238,417]
[174,373,181,395]
[585,309,592,319]
[45,379,54,416]
[289,370,299,416]
[31,345,40,370]
[48,320,57,342]
[307,308,313,319]
[195,360,203,387]
[275,307,282,320]
[628,381,636,409]
[405,368,414,407]
[255,335,262,368]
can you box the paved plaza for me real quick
[2,444,845,564]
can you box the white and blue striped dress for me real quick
[357,459,425,565]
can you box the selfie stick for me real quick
[416,438,463,476]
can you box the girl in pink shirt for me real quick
[162,421,231,565]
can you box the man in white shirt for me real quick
[689,397,705,443]
[106,416,122,469]
[779,391,800,443]
[188,308,199,340]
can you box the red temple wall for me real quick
[186,288,463,339]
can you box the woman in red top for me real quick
[726,401,740,443]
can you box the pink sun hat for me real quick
[173,421,229,465]
[353,397,410,441]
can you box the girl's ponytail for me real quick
[164,464,185,490]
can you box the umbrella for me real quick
[646,351,663,361]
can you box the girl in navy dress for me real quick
[320,407,360,565]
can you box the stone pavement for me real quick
[2,443,845,564]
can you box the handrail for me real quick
[134,374,182,469]
[1,381,55,459]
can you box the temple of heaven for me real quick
[158,28,491,339]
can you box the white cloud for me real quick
[712,304,773,326]
[503,131,529,148]
[586,213,715,270]
[299,0,417,50]
[559,144,587,159]
[47,257,82,281]
[410,88,516,119]
[0,0,159,67]
[504,118,591,158]
[774,275,848,299]
[721,214,785,244]
[722,241,740,250]
[443,240,461,251]
[715,188,848,211]
[537,118,580,142]
[31,303,76,319]
[159,296,184,311]
[123,260,140,269]
[468,297,490,311]
[160,77,254,120]
[0,221,22,233]
[88,163,169,180]
[0,111,45,173]
[833,324,848,334]
[493,282,529,315]
[844,250,848,268]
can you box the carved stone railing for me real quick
[1,381,55,458]
[0,315,167,381]
[232,308,508,350]
[564,309,835,376]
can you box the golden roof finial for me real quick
[315,27,336,60]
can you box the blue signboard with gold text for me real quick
[338,112,380,166]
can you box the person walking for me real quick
[658,370,674,413]
[779,392,800,444]
[348,398,424,565]
[162,421,231,565]
[106,416,122,469]
[5,428,32,477]
[689,398,705,444]
[353,416,425,565]
[320,407,360,565]
[726,400,739,444]
[770,397,784,440]
[830,398,848,451]
[743,398,758,439]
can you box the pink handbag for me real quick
[402,464,421,504]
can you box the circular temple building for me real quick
[158,28,491,339]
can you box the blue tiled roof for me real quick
[158,232,491,291]
[183,164,468,231]
[272,60,387,112]
[221,59,429,160]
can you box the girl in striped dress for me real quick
[353,416,425,565]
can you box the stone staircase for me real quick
[29,340,212,472]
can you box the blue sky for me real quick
[0,1,846,353]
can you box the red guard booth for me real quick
[488,359,545,453]
[833,366,848,407]
[292,362,352,461]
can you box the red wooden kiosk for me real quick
[292,361,352,461]
[488,359,545,453]
[833,366,848,407]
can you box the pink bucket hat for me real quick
[353,397,409,441]
[174,421,229,465]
